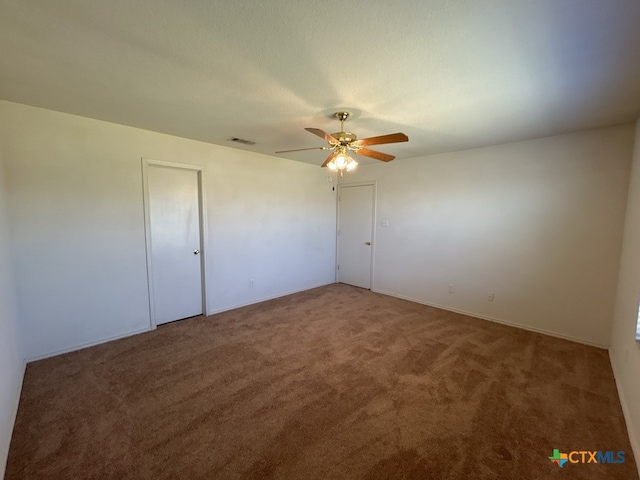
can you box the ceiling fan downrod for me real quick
[335,111,350,133]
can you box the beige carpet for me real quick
[5,284,637,479]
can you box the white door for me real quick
[147,164,203,324]
[338,184,375,289]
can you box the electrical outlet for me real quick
[487,292,494,301]
[250,279,255,287]
[448,284,454,294]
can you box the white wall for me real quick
[610,120,640,470]
[0,100,337,360]
[344,125,634,346]
[0,132,25,478]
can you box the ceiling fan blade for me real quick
[354,148,395,162]
[352,132,408,147]
[275,146,329,154]
[305,127,339,144]
[321,152,337,168]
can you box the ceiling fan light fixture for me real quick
[335,153,348,169]
[327,161,339,172]
[327,146,358,175]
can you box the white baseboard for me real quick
[372,288,609,349]
[0,357,26,479]
[26,326,152,363]
[609,351,640,477]
[206,281,335,316]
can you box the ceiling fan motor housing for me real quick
[331,131,358,145]
[331,111,358,145]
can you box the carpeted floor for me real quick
[5,284,638,479]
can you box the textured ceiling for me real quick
[1,0,640,166]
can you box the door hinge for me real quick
[337,265,339,270]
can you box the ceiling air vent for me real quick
[227,136,256,146]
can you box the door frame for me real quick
[337,181,377,289]
[141,158,208,329]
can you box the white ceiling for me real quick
[1,0,639,166]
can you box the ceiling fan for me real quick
[276,111,409,176]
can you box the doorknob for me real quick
[365,242,371,246]
[193,249,200,255]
